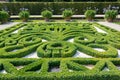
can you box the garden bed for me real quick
[0,22,120,80]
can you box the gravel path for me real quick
[98,22,120,32]
[0,22,20,30]
[11,15,120,18]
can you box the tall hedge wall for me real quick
[10,0,118,2]
[0,2,120,15]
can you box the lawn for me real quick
[11,19,105,23]
[0,22,120,80]
[115,22,120,25]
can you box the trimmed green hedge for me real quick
[0,21,120,79]
[75,43,118,58]
[0,22,120,58]
[0,2,120,15]
[0,58,119,80]
[37,41,77,58]
[10,0,118,2]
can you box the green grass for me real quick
[11,19,105,23]
[114,22,120,25]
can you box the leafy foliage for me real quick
[0,23,120,79]
[62,9,73,18]
[0,11,9,24]
[41,10,53,19]
[19,11,30,22]
[0,58,119,80]
[105,10,118,22]
[85,10,96,21]
[10,0,118,2]
[0,2,120,15]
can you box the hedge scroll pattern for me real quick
[0,22,120,79]
[0,58,120,80]
[0,23,120,58]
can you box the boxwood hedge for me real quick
[0,2,120,15]
[0,58,119,80]
[0,22,120,79]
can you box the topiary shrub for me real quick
[37,41,77,58]
[41,10,53,22]
[0,22,120,79]
[105,10,118,22]
[84,10,96,21]
[0,11,9,24]
[19,11,30,22]
[62,9,73,21]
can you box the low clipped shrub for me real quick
[19,11,30,22]
[0,58,120,80]
[74,34,95,45]
[0,22,120,80]
[62,9,73,21]
[0,11,9,24]
[41,10,53,22]
[37,41,77,58]
[84,10,96,21]
[75,43,118,58]
[105,10,118,22]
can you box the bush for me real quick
[37,41,77,58]
[105,10,118,22]
[19,11,30,22]
[85,10,96,21]
[0,58,120,80]
[41,10,53,21]
[0,11,9,24]
[75,43,118,58]
[10,0,118,2]
[74,34,95,45]
[62,9,73,21]
[0,22,120,79]
[1,2,120,15]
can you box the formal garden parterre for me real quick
[0,22,120,80]
[0,1,120,80]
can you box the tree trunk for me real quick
[106,18,113,22]
[45,18,49,22]
[87,17,93,21]
[65,17,71,21]
[22,18,28,22]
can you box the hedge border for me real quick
[0,58,119,80]
[0,2,120,15]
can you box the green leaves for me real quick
[0,22,119,79]
[0,58,119,80]
[37,41,77,58]
[0,11,9,24]
[62,9,73,18]
[84,10,96,21]
[19,11,30,22]
[41,10,53,19]
[105,10,118,22]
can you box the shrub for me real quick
[105,10,118,22]
[37,41,77,58]
[85,10,96,21]
[74,34,95,45]
[9,0,118,2]
[19,11,30,22]
[41,10,53,22]
[0,11,9,24]
[62,9,73,21]
[75,43,118,58]
[0,2,120,15]
[0,22,120,80]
